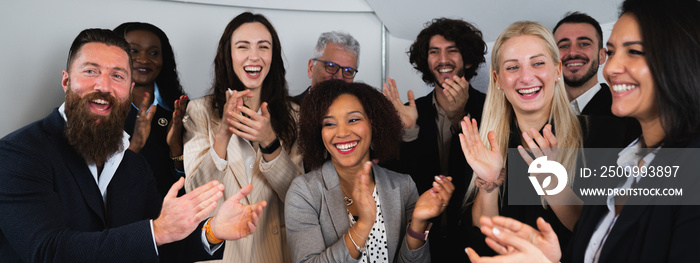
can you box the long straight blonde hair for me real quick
[465,21,583,206]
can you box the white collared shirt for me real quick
[570,83,603,115]
[59,103,220,256]
[59,103,129,203]
[584,139,659,263]
[130,82,172,112]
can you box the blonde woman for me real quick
[458,21,587,256]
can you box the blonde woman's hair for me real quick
[464,21,583,207]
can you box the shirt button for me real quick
[250,165,254,169]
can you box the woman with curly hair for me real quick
[113,22,189,197]
[183,12,302,263]
[285,80,454,263]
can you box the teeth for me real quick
[336,141,358,151]
[244,66,261,72]
[438,68,453,73]
[517,87,541,95]
[566,62,584,67]
[612,84,636,92]
[92,99,108,105]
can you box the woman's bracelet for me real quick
[171,154,183,161]
[475,168,506,193]
[351,226,366,241]
[348,231,366,253]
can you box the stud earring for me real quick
[497,86,501,90]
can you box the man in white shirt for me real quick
[553,12,612,116]
[0,28,265,262]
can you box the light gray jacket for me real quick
[285,161,430,263]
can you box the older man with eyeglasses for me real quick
[294,31,360,103]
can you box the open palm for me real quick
[458,117,504,182]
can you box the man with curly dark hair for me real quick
[382,17,487,262]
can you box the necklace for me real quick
[341,189,354,206]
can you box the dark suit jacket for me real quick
[292,86,311,106]
[580,83,613,117]
[125,105,183,198]
[383,85,485,263]
[0,109,219,262]
[563,136,700,263]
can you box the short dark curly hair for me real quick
[298,80,403,171]
[409,18,487,84]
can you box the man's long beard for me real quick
[563,55,599,88]
[64,87,130,165]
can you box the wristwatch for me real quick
[406,222,432,241]
[259,138,280,154]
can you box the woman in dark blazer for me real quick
[286,80,454,263]
[113,22,189,198]
[465,0,700,262]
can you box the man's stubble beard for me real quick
[564,55,599,88]
[64,86,131,165]
[434,66,465,89]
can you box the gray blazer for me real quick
[285,161,430,263]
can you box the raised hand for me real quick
[458,117,504,182]
[481,216,560,262]
[353,161,377,228]
[166,95,188,159]
[517,124,558,165]
[412,175,454,221]
[129,92,157,153]
[210,184,267,240]
[230,102,278,148]
[440,75,470,124]
[153,178,224,246]
[213,89,253,159]
[465,216,559,263]
[382,78,418,129]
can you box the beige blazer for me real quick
[183,96,303,263]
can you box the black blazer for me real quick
[460,115,640,262]
[383,85,485,263]
[125,104,183,198]
[0,109,219,262]
[563,137,700,263]
[580,83,614,117]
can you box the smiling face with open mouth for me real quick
[496,35,560,116]
[427,34,466,87]
[230,22,273,91]
[603,13,657,122]
[61,42,132,120]
[322,94,372,172]
[554,23,606,88]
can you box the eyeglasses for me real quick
[312,59,358,79]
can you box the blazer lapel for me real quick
[322,162,351,239]
[598,205,647,261]
[210,116,251,204]
[45,110,106,224]
[374,166,402,260]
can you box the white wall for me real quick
[0,0,615,137]
[0,0,419,137]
